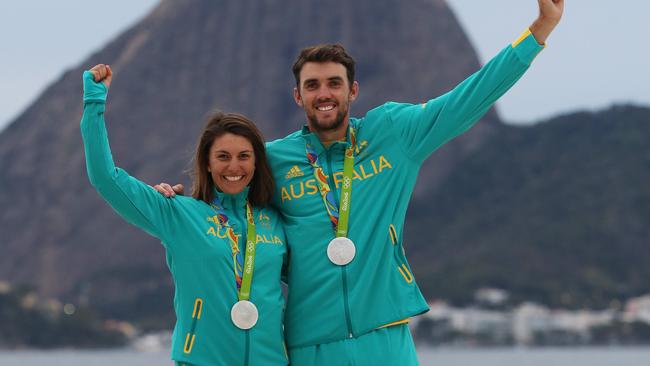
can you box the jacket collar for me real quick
[300,121,356,156]
[212,186,250,210]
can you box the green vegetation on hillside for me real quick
[408,105,650,308]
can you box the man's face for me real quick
[293,61,359,133]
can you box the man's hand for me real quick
[530,0,564,44]
[89,64,113,88]
[538,0,564,23]
[153,183,185,198]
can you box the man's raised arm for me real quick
[373,0,564,163]
[530,0,564,44]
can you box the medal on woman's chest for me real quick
[210,200,260,329]
[231,300,259,330]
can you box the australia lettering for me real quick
[281,155,393,202]
[206,223,283,245]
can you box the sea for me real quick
[0,347,649,365]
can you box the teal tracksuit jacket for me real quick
[81,72,288,365]
[267,30,544,349]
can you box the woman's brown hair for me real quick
[191,111,274,206]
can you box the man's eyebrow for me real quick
[302,76,344,85]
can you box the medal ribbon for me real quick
[210,199,257,301]
[305,125,356,237]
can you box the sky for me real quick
[0,1,648,131]
[446,0,650,124]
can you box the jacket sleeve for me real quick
[386,29,545,163]
[80,71,173,244]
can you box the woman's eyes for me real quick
[216,153,251,160]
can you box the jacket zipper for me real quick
[183,298,203,354]
[231,196,244,230]
[342,267,353,338]
[326,147,354,338]
[232,197,252,365]
[244,330,250,366]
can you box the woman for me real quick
[81,64,288,366]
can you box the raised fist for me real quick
[89,64,113,88]
[538,0,564,24]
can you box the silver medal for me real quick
[327,237,356,265]
[231,300,259,330]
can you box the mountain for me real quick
[0,0,495,324]
[408,105,650,308]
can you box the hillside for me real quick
[0,0,494,324]
[408,105,650,308]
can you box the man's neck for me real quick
[310,121,349,148]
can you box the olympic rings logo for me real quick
[343,177,351,189]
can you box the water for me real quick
[1,347,649,365]
[419,347,650,366]
[0,349,172,365]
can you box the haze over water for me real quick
[2,347,650,365]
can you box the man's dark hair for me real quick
[292,44,356,88]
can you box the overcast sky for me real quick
[1,1,648,131]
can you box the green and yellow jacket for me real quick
[81,71,288,366]
[267,30,544,349]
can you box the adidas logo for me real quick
[285,165,305,180]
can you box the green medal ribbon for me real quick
[239,202,257,301]
[305,125,357,238]
[336,145,355,237]
[209,200,257,301]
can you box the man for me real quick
[157,1,564,364]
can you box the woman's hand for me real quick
[89,64,113,88]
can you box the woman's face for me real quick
[207,133,256,195]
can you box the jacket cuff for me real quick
[82,70,108,104]
[511,29,545,65]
